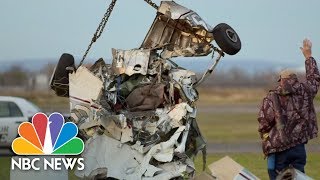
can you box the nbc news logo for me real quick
[11,113,84,171]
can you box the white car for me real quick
[0,96,40,147]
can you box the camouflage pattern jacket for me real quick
[258,57,320,155]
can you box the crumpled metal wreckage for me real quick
[68,51,206,179]
[50,1,241,180]
[141,1,214,59]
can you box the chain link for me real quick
[144,0,159,10]
[79,0,158,67]
[79,0,118,67]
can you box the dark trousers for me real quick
[267,144,306,180]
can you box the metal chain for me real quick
[144,0,159,9]
[79,0,118,67]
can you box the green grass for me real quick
[197,112,320,145]
[197,112,260,143]
[0,157,10,180]
[197,87,320,106]
[194,153,320,179]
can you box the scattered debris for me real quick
[208,156,260,180]
[276,168,313,180]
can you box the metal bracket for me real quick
[193,47,224,88]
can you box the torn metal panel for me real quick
[104,120,122,140]
[168,103,193,128]
[112,48,151,76]
[76,131,194,180]
[141,1,214,58]
[169,69,199,102]
[153,147,174,162]
[109,114,127,128]
[140,126,185,168]
[120,126,134,143]
[155,108,173,134]
[137,126,190,179]
[277,168,313,180]
[170,69,197,85]
[70,104,90,125]
[131,141,153,154]
[93,113,133,143]
[155,103,193,130]
[69,95,103,138]
[75,134,143,180]
[175,119,191,153]
[157,1,213,31]
[208,156,260,180]
[69,66,103,101]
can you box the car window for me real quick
[0,101,23,118]
[0,102,10,117]
[8,102,23,117]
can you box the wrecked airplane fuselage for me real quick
[50,1,241,179]
[67,50,205,179]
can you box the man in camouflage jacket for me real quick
[258,39,319,179]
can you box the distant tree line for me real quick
[0,65,29,87]
[0,63,55,90]
[0,64,306,90]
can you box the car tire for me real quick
[212,23,241,55]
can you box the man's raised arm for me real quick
[301,39,320,97]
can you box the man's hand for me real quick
[300,38,312,59]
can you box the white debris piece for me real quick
[175,120,191,153]
[170,69,197,86]
[157,1,213,31]
[168,103,193,128]
[120,126,134,143]
[208,156,260,180]
[104,120,122,140]
[69,66,103,101]
[112,49,150,76]
[75,134,143,180]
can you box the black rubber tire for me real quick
[55,53,75,81]
[212,23,241,55]
[50,53,75,97]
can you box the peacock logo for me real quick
[12,112,84,155]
